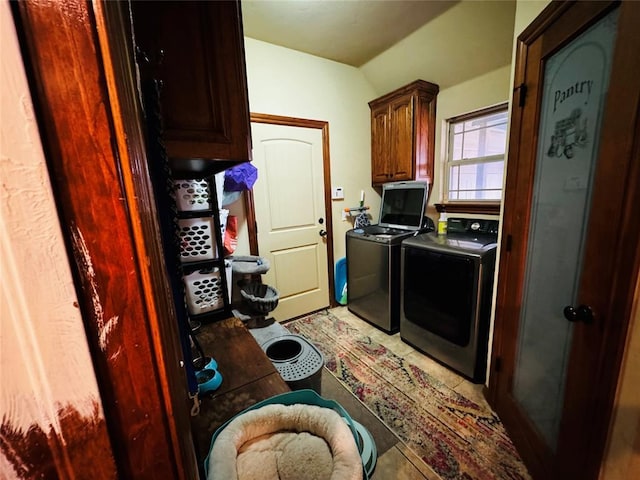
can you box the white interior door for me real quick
[251,122,329,321]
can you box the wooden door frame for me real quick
[12,1,198,478]
[487,1,640,479]
[246,113,337,309]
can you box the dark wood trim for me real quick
[488,1,638,479]
[435,203,501,215]
[12,0,194,477]
[447,102,509,124]
[493,33,551,479]
[94,2,198,478]
[251,112,328,130]
[517,0,573,44]
[321,121,337,307]
[248,113,337,308]
[243,190,259,255]
[537,1,619,60]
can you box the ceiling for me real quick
[242,0,460,67]
[241,0,517,94]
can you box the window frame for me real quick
[440,103,509,214]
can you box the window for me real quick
[445,105,508,202]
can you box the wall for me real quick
[428,64,512,220]
[236,37,379,263]
[601,283,640,479]
[360,0,516,95]
[0,1,113,476]
[483,0,551,381]
[239,5,516,385]
[238,36,515,262]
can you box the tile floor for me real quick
[326,306,498,479]
[329,306,493,411]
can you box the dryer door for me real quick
[402,247,476,347]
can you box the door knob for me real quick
[319,229,327,237]
[563,304,594,324]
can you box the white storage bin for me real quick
[183,268,224,315]
[174,179,210,212]
[178,217,216,262]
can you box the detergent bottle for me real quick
[437,210,447,235]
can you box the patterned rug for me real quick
[285,310,530,480]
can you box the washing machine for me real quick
[400,218,499,382]
[346,181,432,333]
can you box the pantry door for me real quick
[488,2,640,480]
[249,116,333,322]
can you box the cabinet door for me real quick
[133,1,251,164]
[388,94,415,181]
[371,104,390,184]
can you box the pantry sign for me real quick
[540,11,618,163]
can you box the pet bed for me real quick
[205,390,371,480]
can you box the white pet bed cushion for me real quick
[207,403,363,480]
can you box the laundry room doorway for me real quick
[247,114,334,321]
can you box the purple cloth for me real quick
[224,163,258,191]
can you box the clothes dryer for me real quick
[400,218,499,382]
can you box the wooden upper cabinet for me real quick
[371,103,390,184]
[389,94,414,180]
[369,80,439,186]
[131,0,251,176]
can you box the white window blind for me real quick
[446,105,508,201]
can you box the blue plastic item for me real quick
[204,389,373,479]
[335,257,347,305]
[204,357,218,371]
[196,368,222,394]
[354,420,377,477]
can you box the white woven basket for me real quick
[178,217,217,262]
[174,179,210,212]
[183,268,224,315]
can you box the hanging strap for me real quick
[189,391,201,417]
